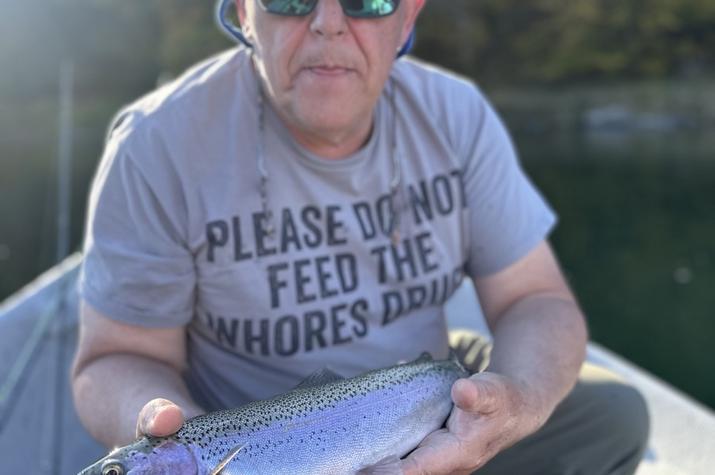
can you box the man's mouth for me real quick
[306,65,352,76]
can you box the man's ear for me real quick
[400,0,426,46]
[236,0,246,23]
[236,0,248,33]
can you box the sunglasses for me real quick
[258,0,400,19]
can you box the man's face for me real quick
[238,0,424,146]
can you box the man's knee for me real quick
[576,365,650,455]
[610,383,649,448]
[477,367,651,474]
[557,367,651,473]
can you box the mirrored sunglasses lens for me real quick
[341,0,399,17]
[260,0,317,16]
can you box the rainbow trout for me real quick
[78,353,466,475]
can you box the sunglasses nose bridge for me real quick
[302,0,356,18]
[308,0,350,37]
[312,0,351,20]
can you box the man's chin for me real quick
[283,110,372,155]
[293,106,366,134]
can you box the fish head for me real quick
[77,437,198,475]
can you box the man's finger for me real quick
[451,377,500,414]
[400,455,422,475]
[402,448,474,475]
[401,448,448,475]
[136,398,185,438]
[399,429,463,475]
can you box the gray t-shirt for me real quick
[79,47,555,410]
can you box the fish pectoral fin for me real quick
[209,444,245,475]
[356,455,404,475]
[294,367,345,389]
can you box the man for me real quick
[72,0,649,473]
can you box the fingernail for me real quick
[142,413,153,431]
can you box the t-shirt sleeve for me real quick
[79,113,196,327]
[454,87,557,278]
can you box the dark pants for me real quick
[449,330,651,475]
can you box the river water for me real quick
[517,129,715,409]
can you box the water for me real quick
[517,130,715,409]
[0,125,713,409]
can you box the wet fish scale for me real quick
[78,354,466,475]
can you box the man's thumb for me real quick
[451,376,500,414]
[136,398,185,438]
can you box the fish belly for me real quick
[218,383,452,475]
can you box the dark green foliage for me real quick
[413,0,715,85]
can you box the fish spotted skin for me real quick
[78,354,467,475]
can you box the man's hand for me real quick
[400,242,586,474]
[135,398,187,438]
[401,372,547,475]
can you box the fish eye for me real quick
[102,462,125,475]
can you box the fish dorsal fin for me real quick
[447,348,468,372]
[413,352,434,363]
[295,368,344,389]
[209,444,245,475]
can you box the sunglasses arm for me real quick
[216,0,253,48]
[214,0,415,57]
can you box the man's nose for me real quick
[309,0,348,38]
